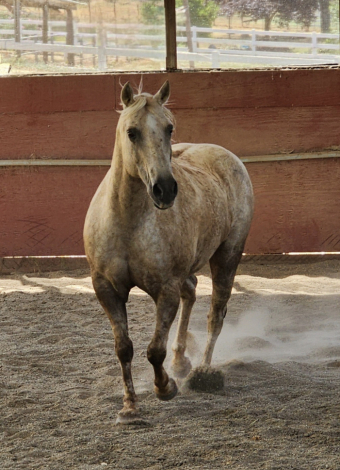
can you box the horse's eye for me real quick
[166,124,174,136]
[127,128,138,142]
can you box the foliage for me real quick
[329,0,339,32]
[141,0,164,25]
[319,0,331,32]
[178,0,219,28]
[218,0,320,31]
[141,0,219,27]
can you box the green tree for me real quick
[141,0,219,27]
[218,0,319,31]
[141,0,164,25]
[328,0,339,32]
[179,0,219,28]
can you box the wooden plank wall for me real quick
[1,69,340,256]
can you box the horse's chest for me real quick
[125,215,222,279]
[128,226,189,267]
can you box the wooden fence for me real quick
[0,69,340,259]
[0,20,339,69]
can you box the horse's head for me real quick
[118,81,178,210]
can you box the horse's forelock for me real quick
[119,95,147,118]
[119,94,175,128]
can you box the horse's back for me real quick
[173,143,248,184]
[172,143,254,250]
[172,143,253,213]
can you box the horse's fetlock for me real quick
[172,343,185,354]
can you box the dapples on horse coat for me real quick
[84,81,254,424]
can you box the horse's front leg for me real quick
[171,275,197,378]
[147,288,180,401]
[92,273,139,425]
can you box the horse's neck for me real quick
[108,145,148,219]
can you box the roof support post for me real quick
[164,0,177,70]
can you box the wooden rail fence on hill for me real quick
[0,20,339,69]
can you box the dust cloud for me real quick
[214,307,340,364]
[169,268,340,368]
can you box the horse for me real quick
[84,81,254,424]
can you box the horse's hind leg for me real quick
[147,286,180,401]
[92,273,139,425]
[171,275,197,378]
[202,243,244,366]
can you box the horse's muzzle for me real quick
[151,175,178,210]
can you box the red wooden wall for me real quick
[1,69,340,256]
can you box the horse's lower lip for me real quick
[154,202,174,210]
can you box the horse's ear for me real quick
[154,80,170,105]
[121,82,135,108]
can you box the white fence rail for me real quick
[0,19,339,69]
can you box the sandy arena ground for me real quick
[1,260,340,469]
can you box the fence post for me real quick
[51,35,54,63]
[182,0,194,69]
[192,26,197,52]
[66,8,75,66]
[97,22,107,71]
[34,38,38,63]
[42,3,49,64]
[79,38,83,66]
[251,29,256,52]
[74,21,78,46]
[92,36,96,68]
[14,0,21,59]
[212,50,219,68]
[312,31,317,56]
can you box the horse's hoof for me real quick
[172,356,192,378]
[115,409,149,426]
[155,378,178,401]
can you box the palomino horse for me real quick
[84,81,254,424]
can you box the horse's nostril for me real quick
[173,181,178,197]
[153,183,163,199]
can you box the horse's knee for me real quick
[116,337,134,364]
[92,273,112,298]
[147,343,166,367]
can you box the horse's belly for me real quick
[189,231,224,273]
